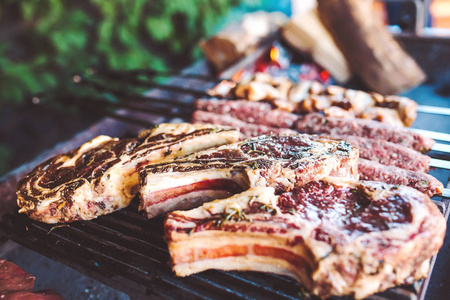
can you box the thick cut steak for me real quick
[338,134,430,172]
[165,178,445,299]
[139,134,358,219]
[194,110,431,172]
[296,113,434,152]
[358,159,443,196]
[192,110,297,137]
[194,99,298,128]
[17,123,241,223]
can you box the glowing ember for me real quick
[319,70,330,81]
[270,47,280,62]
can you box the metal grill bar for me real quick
[2,52,450,300]
[429,158,450,170]
[431,143,450,153]
[2,199,431,300]
[410,129,450,143]
[94,68,224,82]
[417,105,450,116]
[84,75,209,98]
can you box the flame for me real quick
[319,70,330,81]
[270,47,279,62]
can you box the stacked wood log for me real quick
[281,8,351,83]
[316,0,426,94]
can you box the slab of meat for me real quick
[194,99,298,128]
[165,178,445,299]
[139,134,358,219]
[338,135,430,172]
[193,110,431,172]
[192,110,297,138]
[17,123,241,223]
[0,260,35,293]
[358,159,443,197]
[296,113,434,152]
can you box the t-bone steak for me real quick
[139,134,358,219]
[165,178,445,299]
[16,123,241,223]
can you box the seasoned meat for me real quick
[194,99,298,128]
[338,135,430,172]
[139,134,358,219]
[205,74,418,126]
[165,178,445,299]
[192,110,297,138]
[372,95,418,127]
[296,113,434,152]
[17,123,241,223]
[358,159,443,197]
[193,111,431,172]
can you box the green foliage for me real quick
[0,0,242,104]
[0,143,12,176]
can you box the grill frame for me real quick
[1,41,450,300]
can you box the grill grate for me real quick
[1,49,450,299]
[5,197,448,300]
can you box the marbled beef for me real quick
[139,134,358,219]
[165,178,445,299]
[17,123,241,223]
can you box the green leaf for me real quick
[146,17,172,41]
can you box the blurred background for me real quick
[0,0,449,177]
[0,0,292,177]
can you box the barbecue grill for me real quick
[1,34,450,300]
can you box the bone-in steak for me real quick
[17,123,241,223]
[165,178,446,299]
[139,134,358,219]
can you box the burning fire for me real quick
[270,46,280,62]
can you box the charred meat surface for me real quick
[139,134,358,219]
[296,113,434,152]
[165,178,445,299]
[17,123,241,223]
[358,159,443,197]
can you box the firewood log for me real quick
[317,0,426,94]
[281,8,351,83]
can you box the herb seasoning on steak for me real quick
[165,177,445,299]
